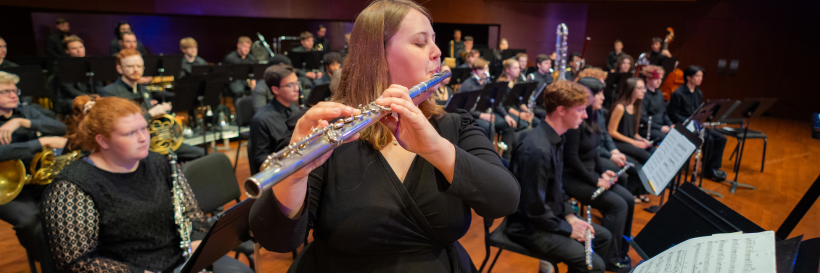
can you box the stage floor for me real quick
[2,116,818,273]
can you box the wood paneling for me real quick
[1,116,818,272]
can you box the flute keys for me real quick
[326,129,342,145]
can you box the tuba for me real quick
[149,114,184,155]
[0,148,81,205]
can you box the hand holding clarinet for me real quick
[591,162,635,200]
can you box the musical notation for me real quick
[633,231,776,273]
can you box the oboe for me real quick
[585,205,594,270]
[244,71,452,198]
[591,162,634,200]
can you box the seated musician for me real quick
[248,1,519,271]
[55,35,102,115]
[515,52,529,81]
[608,77,655,201]
[496,58,532,130]
[566,52,583,81]
[575,67,606,83]
[667,66,727,181]
[492,38,509,65]
[179,37,206,79]
[291,32,323,86]
[457,58,495,137]
[112,31,148,56]
[108,22,148,56]
[563,76,635,272]
[607,40,626,72]
[0,37,19,68]
[0,71,67,266]
[614,54,634,74]
[41,95,252,273]
[457,49,480,69]
[529,54,554,87]
[248,64,302,175]
[46,18,71,57]
[507,80,614,273]
[313,52,343,87]
[100,49,204,162]
[223,36,258,98]
[452,29,464,58]
[639,65,673,143]
[433,64,453,105]
[455,36,474,66]
[315,25,329,51]
[252,56,293,110]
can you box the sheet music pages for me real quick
[642,129,697,196]
[632,231,777,273]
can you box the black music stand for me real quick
[306,83,331,107]
[180,198,257,273]
[502,82,536,125]
[251,64,267,80]
[288,52,321,72]
[720,98,777,193]
[630,182,767,259]
[0,66,48,97]
[641,123,701,213]
[443,90,481,113]
[681,102,725,198]
[603,72,631,108]
[474,82,508,141]
[170,76,202,116]
[501,49,526,60]
[143,54,183,78]
[191,65,213,77]
[449,68,473,87]
[231,64,254,81]
[88,57,120,83]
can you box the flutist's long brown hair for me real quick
[333,0,443,150]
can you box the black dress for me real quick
[249,110,520,272]
[613,106,655,163]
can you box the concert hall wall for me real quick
[0,0,816,119]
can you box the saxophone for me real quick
[168,149,192,257]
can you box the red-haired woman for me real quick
[41,95,250,273]
[249,0,520,272]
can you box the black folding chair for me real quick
[233,96,255,170]
[479,217,562,273]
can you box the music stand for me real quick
[0,66,48,97]
[502,82,536,125]
[680,102,726,197]
[143,54,183,78]
[191,65,213,77]
[306,83,332,107]
[251,64,268,80]
[231,64,253,81]
[449,68,473,87]
[501,49,526,60]
[720,98,777,193]
[443,90,481,113]
[170,76,203,115]
[88,57,120,83]
[288,52,321,72]
[474,82,508,140]
[180,198,257,273]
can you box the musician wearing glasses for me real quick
[249,1,519,271]
[0,37,19,68]
[0,71,67,267]
[41,95,252,273]
[248,64,303,175]
[99,49,204,162]
[179,37,206,79]
[507,80,614,273]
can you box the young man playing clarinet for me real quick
[507,80,617,273]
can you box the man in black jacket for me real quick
[667,65,727,181]
[0,71,67,267]
[0,37,19,68]
[639,65,673,142]
[508,80,615,273]
[46,18,71,57]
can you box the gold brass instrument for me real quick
[149,114,184,155]
[443,40,457,68]
[315,43,324,51]
[0,148,81,205]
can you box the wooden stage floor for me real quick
[1,116,818,272]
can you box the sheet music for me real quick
[643,129,697,196]
[632,231,776,273]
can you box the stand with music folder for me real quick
[473,82,508,141]
[717,98,777,193]
[449,68,473,88]
[0,66,48,98]
[443,90,481,113]
[679,102,726,198]
[502,82,537,126]
[288,52,322,72]
[306,83,332,107]
[641,123,702,207]
[180,198,258,273]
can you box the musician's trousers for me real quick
[0,185,56,272]
[513,222,611,273]
[176,143,206,162]
[563,180,634,265]
[702,128,727,171]
[600,155,647,196]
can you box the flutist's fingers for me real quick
[291,102,358,145]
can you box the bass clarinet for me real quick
[555,23,569,81]
[244,71,452,198]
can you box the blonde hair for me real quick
[180,37,197,50]
[470,58,488,70]
[498,58,519,83]
[333,0,443,150]
[0,71,20,85]
[238,36,252,45]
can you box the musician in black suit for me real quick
[108,22,149,56]
[248,64,302,174]
[223,36,258,98]
[607,40,626,72]
[315,25,330,51]
[179,37,206,79]
[46,18,71,57]
[54,35,102,115]
[0,37,19,68]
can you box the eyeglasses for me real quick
[123,65,145,70]
[280,83,299,89]
[0,89,21,96]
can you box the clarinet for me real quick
[585,205,594,270]
[526,83,547,129]
[245,71,452,198]
[168,149,193,257]
[646,116,654,145]
[591,162,635,200]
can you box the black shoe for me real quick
[704,169,727,182]
[621,255,631,266]
[606,261,632,273]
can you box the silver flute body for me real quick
[585,205,593,270]
[591,162,635,200]
[244,71,452,198]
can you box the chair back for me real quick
[181,153,242,214]
[235,96,256,127]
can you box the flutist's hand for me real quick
[377,84,456,182]
[274,102,360,219]
[566,215,594,242]
[596,178,612,190]
[661,125,671,134]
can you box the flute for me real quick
[585,205,594,270]
[646,116,653,143]
[590,162,635,200]
[244,71,452,198]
